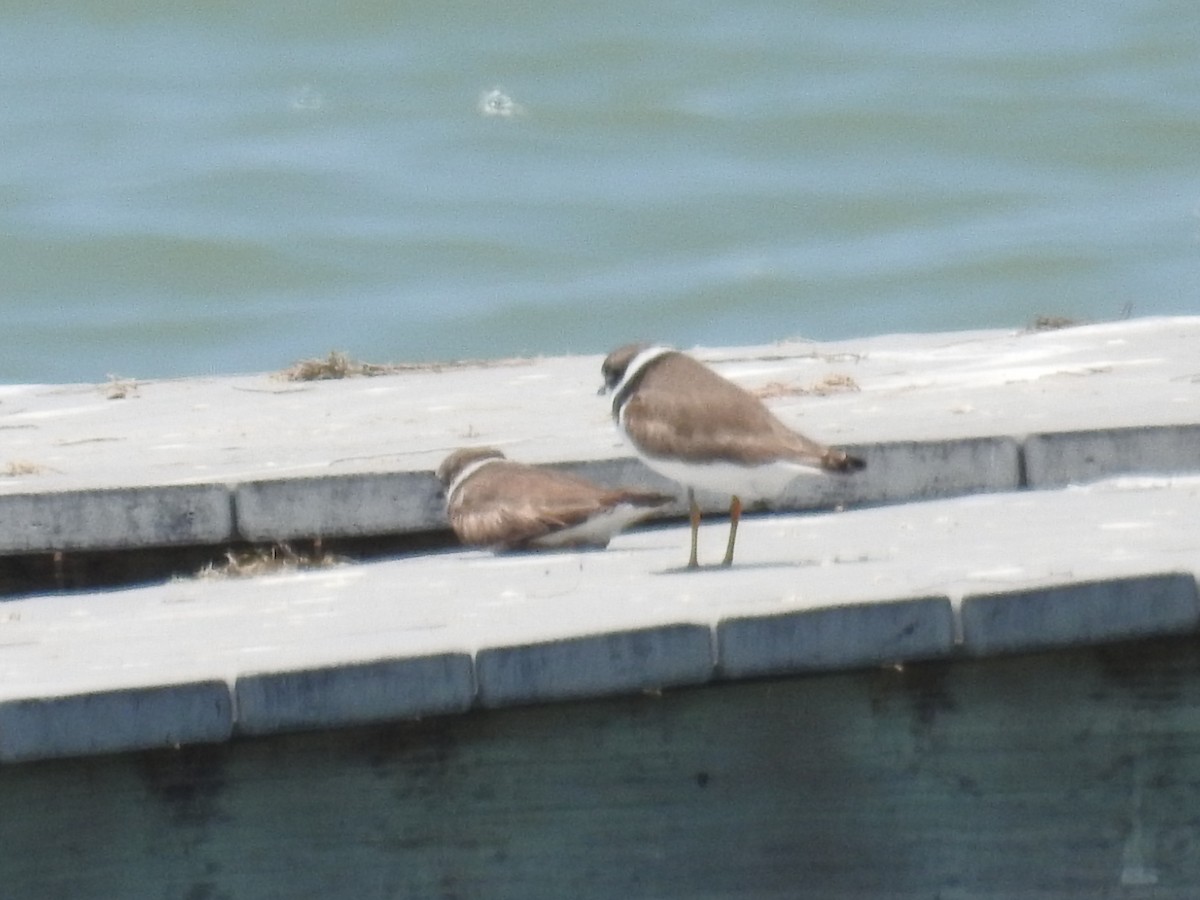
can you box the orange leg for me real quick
[687,488,701,569]
[721,495,742,567]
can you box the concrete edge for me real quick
[0,484,233,554]
[475,624,715,709]
[1024,424,1200,487]
[0,680,233,763]
[6,425,1200,553]
[233,470,444,541]
[5,571,1200,763]
[960,572,1200,657]
[716,595,956,680]
[234,653,475,736]
[775,435,1022,509]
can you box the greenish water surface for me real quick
[2,1,1197,382]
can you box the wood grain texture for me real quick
[4,635,1200,898]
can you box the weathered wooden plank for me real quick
[4,635,1200,898]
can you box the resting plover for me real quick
[437,446,673,551]
[600,343,864,568]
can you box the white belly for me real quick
[635,453,824,502]
[528,503,657,548]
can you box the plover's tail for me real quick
[822,448,866,473]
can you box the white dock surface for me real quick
[2,317,1199,762]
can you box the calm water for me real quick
[2,1,1198,384]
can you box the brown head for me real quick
[599,342,656,395]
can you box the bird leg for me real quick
[721,495,742,567]
[687,488,701,569]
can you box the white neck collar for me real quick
[446,456,503,500]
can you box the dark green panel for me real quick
[4,636,1200,898]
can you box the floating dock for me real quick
[2,317,1199,897]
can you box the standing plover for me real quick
[600,343,864,568]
